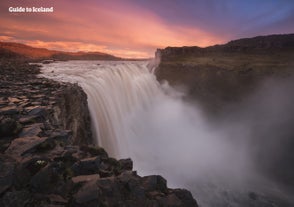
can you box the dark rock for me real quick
[28,106,47,117]
[13,157,48,189]
[30,162,66,194]
[19,115,39,124]
[53,84,92,145]
[71,174,100,185]
[72,179,101,207]
[118,158,133,171]
[80,145,108,158]
[0,117,21,137]
[18,123,43,137]
[173,189,198,207]
[72,156,101,175]
[0,190,31,207]
[0,156,15,195]
[0,105,19,115]
[5,136,48,157]
[142,175,168,193]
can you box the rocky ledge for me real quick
[0,60,198,207]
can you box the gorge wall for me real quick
[155,34,294,113]
[155,34,294,190]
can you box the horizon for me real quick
[1,0,294,58]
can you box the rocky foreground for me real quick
[0,60,198,207]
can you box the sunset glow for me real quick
[1,0,293,58]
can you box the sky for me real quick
[0,0,293,58]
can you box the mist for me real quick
[124,74,294,206]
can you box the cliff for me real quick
[155,34,294,112]
[155,34,294,195]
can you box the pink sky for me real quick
[0,0,293,58]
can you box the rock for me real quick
[13,157,48,189]
[30,162,66,194]
[19,115,39,124]
[118,158,133,171]
[8,97,21,103]
[0,117,21,137]
[0,156,15,195]
[173,189,198,207]
[5,136,48,157]
[72,179,101,207]
[72,174,100,185]
[0,190,31,207]
[28,106,47,117]
[18,123,43,137]
[79,145,108,158]
[53,84,92,145]
[0,105,19,115]
[142,175,168,193]
[72,156,101,176]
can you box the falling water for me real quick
[40,60,294,207]
[40,61,160,158]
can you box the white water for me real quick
[40,61,294,207]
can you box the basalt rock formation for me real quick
[0,59,198,206]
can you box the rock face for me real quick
[0,59,198,206]
[155,34,294,113]
[53,84,92,145]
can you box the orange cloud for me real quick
[0,0,225,58]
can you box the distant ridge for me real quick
[0,42,121,61]
[157,34,294,59]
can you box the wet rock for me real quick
[18,123,43,137]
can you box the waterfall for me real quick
[40,60,294,207]
[40,61,161,158]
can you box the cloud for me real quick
[0,0,293,58]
